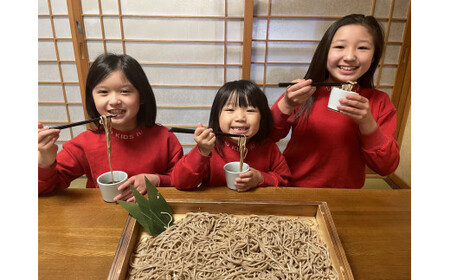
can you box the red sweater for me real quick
[38,125,183,194]
[172,138,291,189]
[271,86,400,189]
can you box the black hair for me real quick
[85,53,157,131]
[208,80,273,150]
[299,14,385,120]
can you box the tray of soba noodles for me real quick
[108,197,354,280]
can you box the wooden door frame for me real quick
[67,0,90,120]
[390,8,411,147]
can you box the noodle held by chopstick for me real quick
[99,115,114,182]
[238,136,248,172]
[127,212,338,279]
[341,81,357,91]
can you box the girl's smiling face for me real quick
[327,24,375,83]
[219,94,261,143]
[92,70,141,131]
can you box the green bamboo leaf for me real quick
[116,200,154,234]
[129,185,168,235]
[144,177,174,226]
[117,182,174,237]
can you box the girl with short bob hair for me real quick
[271,14,400,189]
[172,80,291,191]
[208,80,273,152]
[38,53,183,200]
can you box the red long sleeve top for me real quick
[271,86,400,189]
[172,138,291,189]
[38,125,183,194]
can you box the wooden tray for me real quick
[108,199,354,279]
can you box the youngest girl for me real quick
[38,54,183,201]
[172,80,291,191]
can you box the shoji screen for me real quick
[38,0,85,151]
[38,0,410,155]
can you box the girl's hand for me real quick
[337,94,378,134]
[114,174,160,202]
[234,168,263,192]
[194,122,216,156]
[278,79,316,114]
[38,122,60,168]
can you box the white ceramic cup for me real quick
[223,162,250,191]
[327,87,359,111]
[97,171,128,203]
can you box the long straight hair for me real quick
[208,80,273,152]
[85,53,157,131]
[298,14,385,120]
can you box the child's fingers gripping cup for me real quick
[327,87,359,111]
[97,171,128,202]
[224,162,250,191]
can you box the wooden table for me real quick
[39,187,411,279]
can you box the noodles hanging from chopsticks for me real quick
[238,136,248,172]
[99,115,114,182]
[127,212,338,279]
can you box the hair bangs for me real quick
[225,89,255,109]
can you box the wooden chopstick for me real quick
[278,82,350,87]
[49,115,117,130]
[168,127,245,138]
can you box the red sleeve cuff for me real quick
[272,101,292,126]
[360,126,387,150]
[38,162,57,180]
[259,172,278,187]
[158,174,170,186]
[184,146,211,173]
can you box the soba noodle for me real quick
[238,136,248,172]
[341,81,357,91]
[127,212,338,279]
[99,115,114,182]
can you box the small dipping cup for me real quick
[224,162,250,191]
[97,171,128,203]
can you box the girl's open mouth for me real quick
[231,126,249,134]
[338,65,358,74]
[108,109,126,117]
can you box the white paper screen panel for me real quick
[121,0,245,16]
[154,87,217,106]
[123,42,243,64]
[142,65,223,86]
[127,42,226,64]
[268,0,372,16]
[124,18,225,41]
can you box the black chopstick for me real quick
[168,127,245,138]
[278,82,350,87]
[49,115,117,130]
